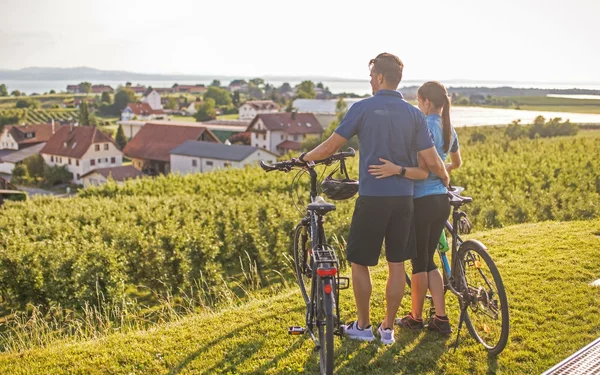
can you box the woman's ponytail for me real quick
[442,95,452,153]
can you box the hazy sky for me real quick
[0,0,599,82]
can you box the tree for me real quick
[295,80,315,99]
[194,98,217,121]
[79,82,92,93]
[278,82,292,94]
[203,86,232,106]
[49,89,56,94]
[232,91,241,107]
[210,79,221,87]
[11,164,29,185]
[285,101,295,112]
[0,84,8,97]
[23,154,45,179]
[317,82,324,89]
[114,88,136,113]
[11,90,21,97]
[16,98,40,109]
[43,164,73,186]
[115,124,128,150]
[79,101,91,125]
[165,97,179,110]
[101,91,112,104]
[126,82,132,87]
[249,78,264,86]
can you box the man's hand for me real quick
[368,158,401,179]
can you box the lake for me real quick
[448,106,600,127]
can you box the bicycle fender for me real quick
[322,278,334,316]
[459,239,487,252]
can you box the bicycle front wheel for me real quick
[293,223,312,304]
[458,240,509,355]
[318,281,335,375]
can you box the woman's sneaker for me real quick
[343,321,375,342]
[396,314,424,330]
[427,315,452,335]
[377,324,395,345]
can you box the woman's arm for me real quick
[446,150,462,172]
[368,157,429,180]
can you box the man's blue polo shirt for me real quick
[335,90,433,197]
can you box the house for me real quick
[91,85,114,94]
[173,85,206,94]
[123,123,220,175]
[170,140,277,175]
[245,112,323,155]
[238,100,280,120]
[291,98,362,128]
[180,102,201,116]
[121,103,167,121]
[0,142,46,174]
[81,165,144,188]
[117,119,249,143]
[39,125,123,184]
[0,123,64,150]
[141,88,163,110]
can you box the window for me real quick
[255,143,258,147]
[224,162,231,168]
[97,158,101,163]
[90,159,95,166]
[76,160,79,166]
[50,156,54,162]
[68,159,71,165]
[95,144,100,151]
[280,134,284,140]
[111,157,116,164]
[206,161,213,166]
[293,135,298,141]
[76,174,80,180]
[104,144,109,150]
[105,158,108,163]
[192,159,197,167]
[262,134,266,140]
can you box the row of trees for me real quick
[12,155,73,187]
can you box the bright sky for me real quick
[0,0,599,83]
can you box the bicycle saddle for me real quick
[448,186,473,206]
[307,196,336,213]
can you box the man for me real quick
[301,53,449,345]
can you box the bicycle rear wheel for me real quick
[293,223,312,304]
[458,240,509,355]
[318,279,335,375]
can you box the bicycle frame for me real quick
[438,204,469,299]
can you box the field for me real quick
[0,125,598,373]
[0,220,599,374]
[0,108,79,123]
[458,95,600,114]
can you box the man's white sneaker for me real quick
[377,324,395,345]
[343,321,375,342]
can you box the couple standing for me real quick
[301,52,462,345]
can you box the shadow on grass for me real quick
[487,353,498,375]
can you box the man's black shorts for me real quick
[345,195,416,266]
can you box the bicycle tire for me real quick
[318,281,335,375]
[293,223,311,304]
[458,240,509,355]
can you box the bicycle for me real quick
[260,148,356,375]
[404,186,510,355]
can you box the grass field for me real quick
[457,96,600,114]
[1,220,598,374]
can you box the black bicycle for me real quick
[260,149,355,375]
[404,186,509,355]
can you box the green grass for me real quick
[1,220,599,374]
[217,113,239,120]
[171,115,197,122]
[457,96,600,114]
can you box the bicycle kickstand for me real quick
[452,304,468,352]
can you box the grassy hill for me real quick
[1,220,599,375]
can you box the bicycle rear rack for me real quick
[312,244,337,264]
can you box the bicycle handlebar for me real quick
[260,148,356,173]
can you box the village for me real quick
[0,80,364,194]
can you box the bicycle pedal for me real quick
[337,277,350,290]
[288,326,305,335]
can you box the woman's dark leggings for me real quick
[411,194,450,274]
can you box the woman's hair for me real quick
[418,81,452,153]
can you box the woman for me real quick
[368,81,462,334]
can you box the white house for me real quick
[246,112,323,155]
[292,98,362,128]
[39,125,123,184]
[238,100,280,120]
[0,123,62,150]
[81,165,144,188]
[170,140,277,175]
[141,89,163,110]
[121,103,167,122]
[0,142,46,174]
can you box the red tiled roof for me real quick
[128,86,147,93]
[247,113,323,135]
[244,100,280,111]
[123,123,220,162]
[91,85,114,93]
[40,126,117,159]
[276,140,302,150]
[5,123,66,146]
[81,165,144,181]
[125,103,165,115]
